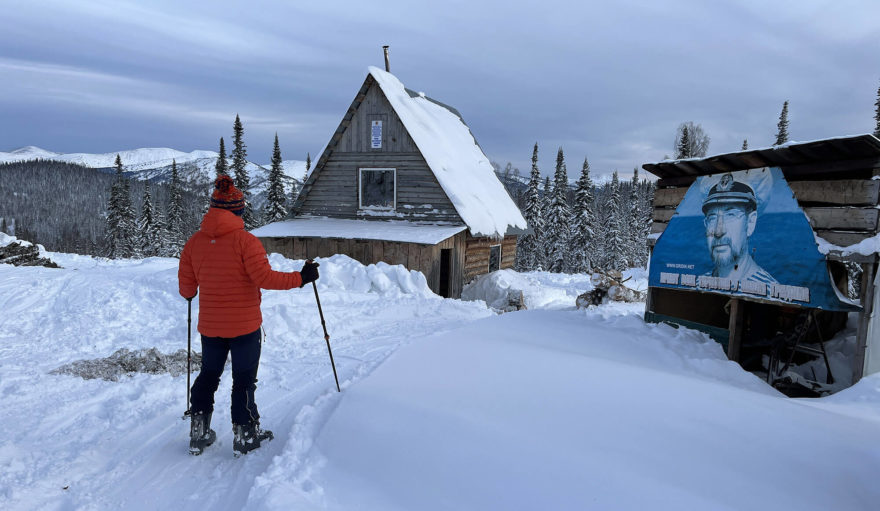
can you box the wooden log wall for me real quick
[259,232,470,298]
[651,169,880,258]
[463,234,518,283]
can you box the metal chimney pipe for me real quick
[383,45,390,72]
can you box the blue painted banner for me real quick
[649,167,858,311]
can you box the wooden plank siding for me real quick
[297,78,463,225]
[258,231,473,298]
[463,234,518,284]
[298,155,460,222]
[789,179,880,206]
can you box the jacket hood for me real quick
[200,207,245,238]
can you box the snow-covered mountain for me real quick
[0,146,308,204]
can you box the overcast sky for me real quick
[2,0,878,179]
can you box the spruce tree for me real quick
[638,180,655,268]
[775,100,790,146]
[516,143,543,271]
[540,175,553,270]
[105,155,137,258]
[215,137,228,177]
[602,171,626,271]
[294,152,311,208]
[674,122,710,158]
[570,157,595,273]
[742,139,748,150]
[627,169,644,267]
[676,125,691,159]
[164,159,185,257]
[264,133,287,224]
[120,168,137,257]
[105,155,126,258]
[231,114,255,228]
[545,148,571,272]
[874,81,880,138]
[138,183,162,257]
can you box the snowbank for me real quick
[250,309,880,511]
[266,253,437,299]
[462,267,648,310]
[0,231,20,247]
[2,251,878,510]
[0,250,494,510]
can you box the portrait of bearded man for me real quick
[702,173,777,285]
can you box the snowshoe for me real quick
[233,421,273,457]
[189,411,217,456]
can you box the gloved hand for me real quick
[300,260,320,287]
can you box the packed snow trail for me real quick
[0,253,491,510]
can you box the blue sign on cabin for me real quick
[649,167,858,311]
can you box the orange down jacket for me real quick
[178,208,302,337]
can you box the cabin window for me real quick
[488,244,501,273]
[359,168,396,210]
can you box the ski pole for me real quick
[184,297,192,418]
[309,267,340,392]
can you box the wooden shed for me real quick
[642,134,880,394]
[252,66,527,298]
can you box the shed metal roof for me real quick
[643,134,880,180]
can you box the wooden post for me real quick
[727,298,744,362]
[853,261,877,384]
[644,287,655,318]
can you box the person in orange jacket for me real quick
[179,175,319,456]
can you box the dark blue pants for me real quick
[190,328,262,425]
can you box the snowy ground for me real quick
[1,248,879,510]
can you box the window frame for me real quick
[488,244,502,273]
[358,167,397,210]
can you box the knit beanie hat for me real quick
[210,175,245,215]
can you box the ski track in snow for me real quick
[0,254,491,510]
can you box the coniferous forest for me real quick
[494,144,654,274]
[0,159,206,256]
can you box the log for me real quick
[790,179,880,206]
[803,207,878,231]
[653,187,688,207]
[651,221,668,234]
[727,298,744,362]
[853,262,877,383]
[813,230,877,248]
[652,208,676,223]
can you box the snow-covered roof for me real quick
[361,67,526,238]
[251,217,467,245]
[643,133,880,180]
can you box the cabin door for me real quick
[439,248,453,298]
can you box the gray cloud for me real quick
[2,0,878,177]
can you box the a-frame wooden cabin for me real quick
[253,67,527,298]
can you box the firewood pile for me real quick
[0,241,60,268]
[576,270,645,308]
